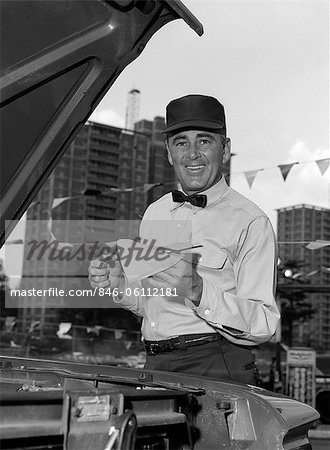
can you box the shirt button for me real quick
[204,309,210,315]
[151,321,156,327]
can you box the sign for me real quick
[286,347,316,407]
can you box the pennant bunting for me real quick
[291,272,304,279]
[24,159,330,220]
[47,214,56,241]
[315,158,330,176]
[124,341,132,350]
[28,321,40,333]
[5,239,24,245]
[27,201,40,210]
[56,242,74,251]
[278,163,297,181]
[103,241,117,250]
[4,316,17,333]
[86,326,101,336]
[46,212,73,250]
[114,330,123,340]
[305,270,319,277]
[146,182,163,193]
[141,182,163,193]
[110,187,133,193]
[306,240,330,250]
[57,322,72,339]
[52,197,73,210]
[244,169,260,188]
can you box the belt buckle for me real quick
[149,343,160,355]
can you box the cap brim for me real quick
[161,119,225,134]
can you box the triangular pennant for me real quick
[47,215,56,241]
[278,163,296,181]
[114,330,123,339]
[321,266,330,273]
[27,201,40,210]
[315,158,330,176]
[28,321,40,333]
[124,341,132,350]
[52,197,72,210]
[291,272,304,279]
[5,239,24,245]
[142,183,157,193]
[57,242,74,251]
[5,316,17,333]
[86,326,101,336]
[244,170,260,188]
[306,240,330,250]
[305,270,319,277]
[57,322,72,339]
[110,187,133,193]
[143,182,163,193]
[46,214,73,249]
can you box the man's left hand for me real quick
[147,253,203,305]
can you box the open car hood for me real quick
[0,356,320,449]
[0,0,202,246]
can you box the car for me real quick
[0,1,319,448]
[316,354,330,424]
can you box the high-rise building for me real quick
[135,116,177,204]
[277,204,330,350]
[20,121,149,329]
[125,89,140,131]
[26,120,151,221]
[117,126,150,221]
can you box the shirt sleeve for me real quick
[112,279,145,317]
[186,216,280,345]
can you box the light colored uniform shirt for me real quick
[115,177,280,346]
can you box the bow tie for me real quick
[172,190,207,208]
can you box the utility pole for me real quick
[125,89,140,132]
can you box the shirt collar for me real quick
[200,176,229,207]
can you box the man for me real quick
[89,94,280,384]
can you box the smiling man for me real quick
[89,94,280,384]
[167,129,230,194]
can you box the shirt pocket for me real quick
[197,247,228,269]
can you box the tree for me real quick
[277,259,315,347]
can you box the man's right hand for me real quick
[88,253,124,290]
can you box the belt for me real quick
[144,333,222,355]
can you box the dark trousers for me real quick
[144,338,257,385]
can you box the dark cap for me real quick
[162,94,226,135]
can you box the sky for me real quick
[90,0,329,229]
